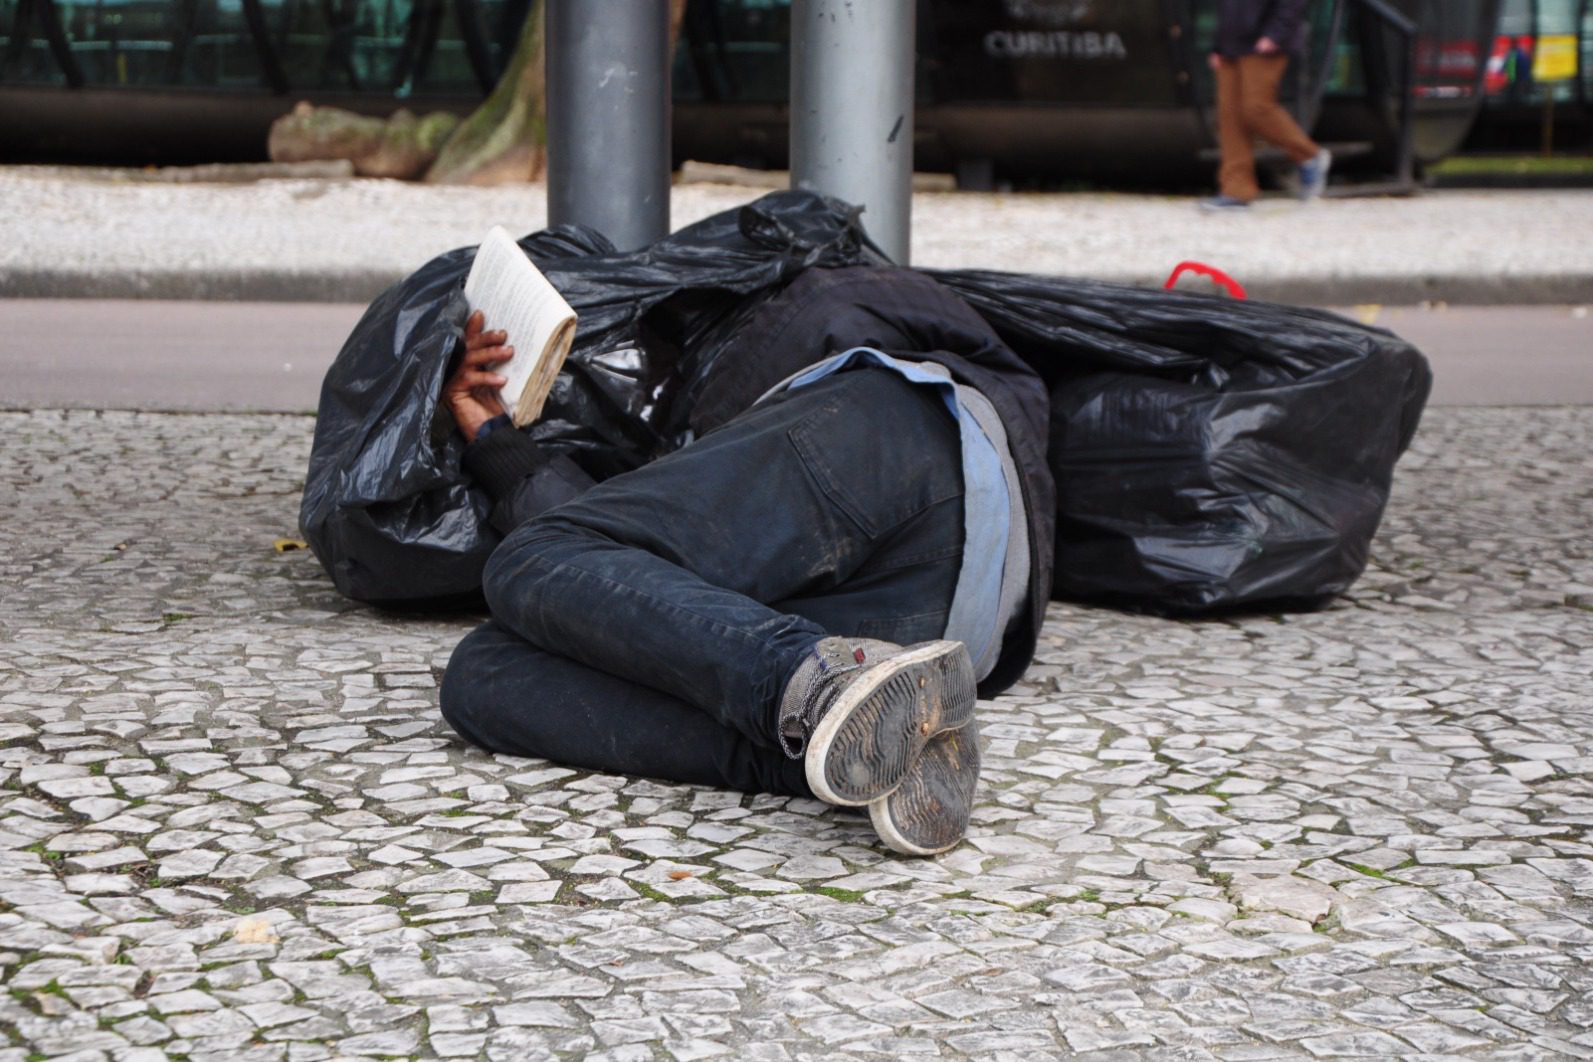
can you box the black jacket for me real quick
[688,266,1056,698]
[1215,0,1310,57]
[465,265,1055,698]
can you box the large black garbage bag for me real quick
[932,271,1432,613]
[304,186,1429,615]
[301,192,882,606]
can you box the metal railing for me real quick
[1356,0,1418,186]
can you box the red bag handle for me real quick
[1164,260,1247,299]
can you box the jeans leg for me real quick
[482,368,965,751]
[1238,55,1320,163]
[441,621,810,795]
[1215,57,1260,201]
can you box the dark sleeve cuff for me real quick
[462,423,544,502]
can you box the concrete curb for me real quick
[0,268,403,304]
[4,267,1591,306]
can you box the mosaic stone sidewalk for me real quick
[1,407,1590,1060]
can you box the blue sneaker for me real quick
[1297,149,1332,201]
[1198,195,1251,213]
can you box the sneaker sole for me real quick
[870,722,981,856]
[805,640,975,807]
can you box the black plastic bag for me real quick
[300,192,882,606]
[304,189,1430,615]
[933,271,1432,612]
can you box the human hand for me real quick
[1255,36,1279,54]
[444,309,512,443]
[1208,51,1221,71]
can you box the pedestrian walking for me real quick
[1201,0,1332,211]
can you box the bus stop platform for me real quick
[2,164,1592,306]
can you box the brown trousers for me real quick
[1214,54,1321,202]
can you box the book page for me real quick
[463,226,579,426]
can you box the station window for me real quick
[674,0,791,103]
[44,0,182,87]
[0,0,513,92]
[1583,0,1593,101]
[1536,0,1578,102]
[181,0,271,88]
[263,0,404,91]
[0,0,66,84]
[1414,0,1487,99]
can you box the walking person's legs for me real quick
[1236,54,1322,164]
[1214,56,1261,204]
[1210,54,1331,208]
[1237,55,1332,200]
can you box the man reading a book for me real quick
[438,267,1053,856]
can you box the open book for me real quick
[463,225,578,427]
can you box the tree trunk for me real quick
[426,0,688,186]
[426,0,547,185]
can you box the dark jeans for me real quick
[439,368,965,796]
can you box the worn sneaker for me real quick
[869,719,981,856]
[1197,195,1251,213]
[780,637,976,807]
[1297,148,1332,201]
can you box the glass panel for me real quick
[1483,0,1586,103]
[473,0,523,80]
[366,0,415,86]
[1412,0,1489,99]
[181,0,269,88]
[0,0,269,88]
[48,0,179,85]
[0,0,61,83]
[45,0,163,85]
[1583,0,1593,100]
[262,0,417,91]
[1484,0,1530,97]
[258,0,490,93]
[4,37,72,84]
[1323,4,1368,97]
[0,0,18,80]
[1302,0,1341,97]
[672,0,790,104]
[406,0,475,93]
[1536,0,1578,101]
[1186,0,1221,106]
[0,0,517,91]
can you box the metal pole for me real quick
[790,0,915,264]
[545,0,671,251]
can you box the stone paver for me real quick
[1,406,1591,1059]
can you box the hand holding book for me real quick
[445,226,580,442]
[442,310,512,443]
[463,226,579,427]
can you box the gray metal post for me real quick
[790,0,915,264]
[545,0,670,251]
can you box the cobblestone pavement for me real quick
[2,406,1591,1061]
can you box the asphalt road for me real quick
[0,299,1588,413]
